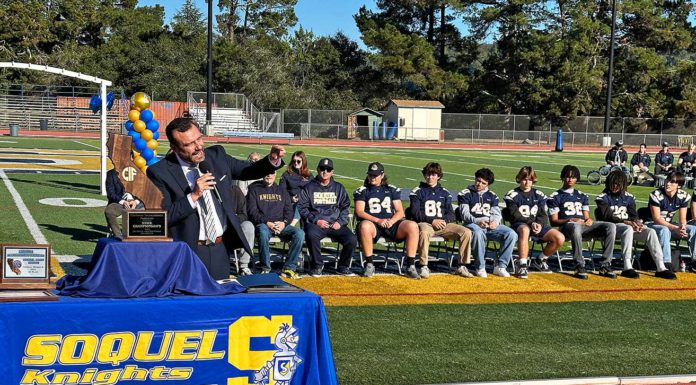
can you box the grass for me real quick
[328,300,696,384]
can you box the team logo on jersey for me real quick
[253,323,303,385]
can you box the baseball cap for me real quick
[317,158,333,170]
[615,140,623,147]
[663,142,669,147]
[366,162,384,176]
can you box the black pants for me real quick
[304,222,357,268]
[194,242,231,280]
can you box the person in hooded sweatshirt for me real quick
[457,168,517,278]
[246,171,305,279]
[410,162,473,278]
[298,158,357,277]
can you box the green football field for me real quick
[1,136,695,384]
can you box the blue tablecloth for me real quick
[57,238,245,297]
[0,291,338,385]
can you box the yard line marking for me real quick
[75,140,100,149]
[0,170,48,244]
[320,286,696,297]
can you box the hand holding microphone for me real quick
[198,160,222,202]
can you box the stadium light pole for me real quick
[602,0,618,144]
[206,0,213,132]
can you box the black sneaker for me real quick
[516,264,529,279]
[598,263,616,278]
[336,266,356,276]
[655,269,677,280]
[574,264,588,280]
[690,261,696,273]
[531,258,551,273]
[620,269,640,279]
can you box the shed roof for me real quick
[388,99,445,109]
[348,107,383,116]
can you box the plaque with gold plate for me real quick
[122,210,172,242]
[0,244,57,302]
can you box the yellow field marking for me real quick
[288,273,696,306]
[50,255,65,281]
[0,149,100,171]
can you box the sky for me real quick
[137,0,376,44]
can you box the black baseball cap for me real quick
[367,162,384,176]
[615,140,623,147]
[317,158,333,170]
[663,142,669,147]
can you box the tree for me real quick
[216,0,297,42]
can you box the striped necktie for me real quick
[190,166,220,244]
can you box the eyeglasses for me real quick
[318,167,333,173]
[293,159,302,164]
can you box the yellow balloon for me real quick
[140,129,153,141]
[132,149,140,157]
[128,109,140,122]
[133,120,146,133]
[132,92,151,110]
[140,166,148,174]
[146,139,158,151]
[133,156,146,169]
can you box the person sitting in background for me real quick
[595,170,676,279]
[547,165,616,280]
[355,162,420,278]
[104,168,144,239]
[279,150,313,226]
[646,171,696,272]
[677,144,696,177]
[234,152,262,196]
[247,171,305,279]
[504,166,565,278]
[655,142,674,176]
[457,168,517,278]
[230,184,255,276]
[605,140,627,167]
[630,143,653,184]
[410,162,473,278]
[298,158,357,277]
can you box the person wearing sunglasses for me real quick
[279,151,313,226]
[298,158,357,277]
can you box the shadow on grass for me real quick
[10,177,97,194]
[43,223,106,242]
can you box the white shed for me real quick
[385,99,445,141]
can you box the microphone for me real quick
[198,160,222,202]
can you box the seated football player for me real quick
[605,140,627,167]
[630,143,653,184]
[654,142,674,176]
[457,168,517,278]
[595,170,676,279]
[355,162,419,278]
[410,162,473,278]
[646,170,696,272]
[677,144,696,178]
[504,166,565,278]
[548,165,617,280]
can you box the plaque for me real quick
[122,210,171,241]
[0,289,57,302]
[0,244,53,290]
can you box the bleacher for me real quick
[189,106,258,135]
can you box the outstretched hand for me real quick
[269,145,286,163]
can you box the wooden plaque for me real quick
[107,133,164,209]
[122,210,172,242]
[0,289,57,302]
[0,244,53,290]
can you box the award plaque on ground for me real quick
[122,209,171,242]
[0,244,57,302]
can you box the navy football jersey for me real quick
[457,185,502,224]
[595,192,637,222]
[354,184,401,220]
[504,187,548,225]
[547,189,590,220]
[409,182,456,223]
[648,188,690,222]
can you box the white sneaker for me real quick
[493,266,511,278]
[455,266,474,278]
[476,268,488,278]
[419,266,430,279]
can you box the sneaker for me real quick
[476,268,488,278]
[655,269,677,280]
[419,266,431,279]
[310,266,323,277]
[517,264,529,279]
[689,261,696,273]
[454,265,474,278]
[531,258,551,273]
[363,262,375,278]
[493,266,511,278]
[336,266,356,276]
[405,265,421,279]
[281,268,302,279]
[598,263,616,278]
[239,267,253,276]
[260,267,272,274]
[574,264,588,280]
[620,269,639,279]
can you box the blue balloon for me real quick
[141,148,154,160]
[89,95,101,114]
[106,92,115,110]
[152,131,160,140]
[146,119,159,132]
[140,109,154,123]
[128,130,141,141]
[134,138,147,152]
[146,157,159,166]
[124,121,134,131]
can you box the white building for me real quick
[385,99,445,141]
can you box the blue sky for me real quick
[137,0,376,43]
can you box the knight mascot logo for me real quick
[253,324,302,385]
